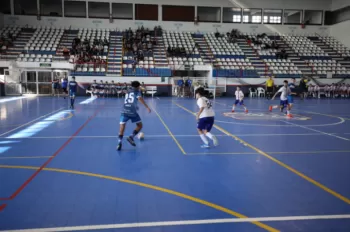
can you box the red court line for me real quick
[0,204,6,211]
[1,107,102,201]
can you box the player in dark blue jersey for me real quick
[69,76,78,109]
[117,81,151,151]
[287,78,297,111]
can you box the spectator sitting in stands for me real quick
[63,47,70,60]
[147,41,152,51]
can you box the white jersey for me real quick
[235,90,244,100]
[277,86,291,101]
[197,97,215,118]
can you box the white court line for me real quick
[0,133,339,139]
[4,214,350,232]
[282,120,350,141]
[0,107,64,137]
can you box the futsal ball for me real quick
[137,132,145,140]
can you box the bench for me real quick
[145,86,157,98]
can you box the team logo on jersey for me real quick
[223,112,310,120]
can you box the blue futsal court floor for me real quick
[0,96,350,232]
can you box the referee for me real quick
[265,76,274,99]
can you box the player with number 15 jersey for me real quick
[117,81,151,151]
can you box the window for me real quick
[223,7,242,23]
[64,0,86,18]
[263,16,268,23]
[135,4,158,21]
[252,16,261,23]
[243,8,262,24]
[40,0,62,17]
[162,5,195,22]
[15,0,37,15]
[88,2,109,19]
[243,15,249,23]
[197,7,221,23]
[233,15,241,22]
[284,9,302,24]
[270,16,281,23]
[263,9,282,24]
[1,0,11,14]
[112,3,132,19]
[304,10,323,25]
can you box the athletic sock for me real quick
[287,110,291,115]
[70,98,73,106]
[118,135,123,143]
[232,106,235,110]
[200,134,209,145]
[272,105,279,109]
[206,132,213,140]
[131,130,139,138]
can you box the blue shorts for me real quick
[280,100,289,107]
[234,100,244,105]
[69,91,76,97]
[197,117,214,132]
[120,113,142,124]
[287,95,294,104]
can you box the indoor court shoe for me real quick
[269,106,272,112]
[201,144,210,149]
[231,110,235,113]
[127,136,136,146]
[117,143,122,151]
[212,135,219,146]
[245,109,248,113]
[287,114,293,118]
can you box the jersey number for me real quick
[125,93,135,104]
[205,100,212,109]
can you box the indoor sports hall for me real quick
[1,0,350,231]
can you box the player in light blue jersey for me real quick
[68,76,78,109]
[117,81,151,151]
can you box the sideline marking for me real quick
[0,156,53,160]
[0,107,64,137]
[2,214,350,232]
[151,105,186,155]
[282,120,350,141]
[0,108,101,200]
[188,150,350,155]
[0,165,278,232]
[305,110,350,121]
[173,102,350,205]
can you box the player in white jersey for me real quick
[195,88,218,149]
[232,86,248,113]
[269,80,293,118]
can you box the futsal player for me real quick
[68,76,78,109]
[287,78,296,110]
[98,80,105,98]
[195,87,218,148]
[61,76,68,99]
[232,86,248,113]
[269,80,293,118]
[117,81,151,151]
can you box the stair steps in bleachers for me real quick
[106,35,123,76]
[192,37,213,64]
[55,30,78,61]
[5,29,36,59]
[237,41,268,77]
[153,36,168,67]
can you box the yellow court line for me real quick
[173,102,350,205]
[0,164,278,232]
[0,156,53,160]
[59,112,74,121]
[150,105,186,155]
[305,111,350,121]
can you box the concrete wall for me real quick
[331,0,349,10]
[330,20,350,48]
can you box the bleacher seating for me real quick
[265,59,302,77]
[164,31,200,57]
[205,33,245,58]
[17,53,53,62]
[77,29,109,55]
[283,36,330,59]
[307,59,350,77]
[168,57,204,66]
[320,37,350,58]
[24,27,63,54]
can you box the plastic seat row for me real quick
[169,61,204,65]
[17,57,52,62]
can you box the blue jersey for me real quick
[69,81,77,92]
[122,88,141,116]
[62,79,68,88]
[288,83,295,96]
[177,80,184,87]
